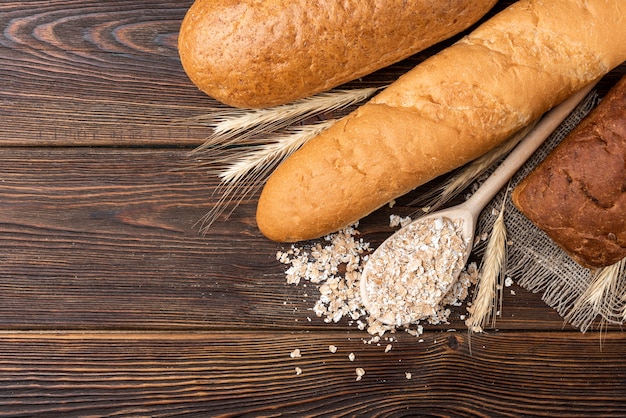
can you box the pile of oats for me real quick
[277,218,477,338]
[277,224,370,322]
[361,216,469,326]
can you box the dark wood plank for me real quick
[0,330,624,417]
[2,0,623,148]
[0,147,594,331]
[0,0,220,147]
[1,0,626,415]
[0,0,522,148]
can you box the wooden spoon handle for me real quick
[465,80,598,218]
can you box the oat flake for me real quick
[277,222,477,338]
[362,217,469,326]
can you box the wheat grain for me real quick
[193,87,379,151]
[194,121,334,233]
[218,122,332,183]
[189,87,379,233]
[467,198,508,333]
[566,258,626,332]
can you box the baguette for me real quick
[256,0,626,242]
[177,0,497,108]
[512,76,626,269]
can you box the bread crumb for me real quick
[328,345,338,353]
[405,372,412,380]
[290,349,301,358]
[295,367,302,375]
[385,344,392,353]
[348,352,355,362]
[355,368,365,381]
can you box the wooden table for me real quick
[2,1,625,416]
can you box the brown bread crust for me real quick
[178,0,497,108]
[256,0,626,242]
[512,76,626,268]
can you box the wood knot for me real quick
[447,335,459,350]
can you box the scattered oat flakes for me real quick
[355,367,365,381]
[277,223,477,340]
[290,349,301,359]
[389,214,412,228]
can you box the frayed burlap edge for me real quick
[475,91,626,332]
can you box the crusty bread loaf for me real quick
[256,0,626,242]
[177,0,497,108]
[512,76,626,269]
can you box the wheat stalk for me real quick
[192,87,380,151]
[187,87,380,232]
[565,258,626,332]
[194,121,335,233]
[220,121,334,183]
[411,121,537,214]
[467,197,508,333]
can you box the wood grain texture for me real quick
[0,147,575,332]
[0,0,216,147]
[0,331,624,417]
[1,0,626,416]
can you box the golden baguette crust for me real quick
[256,0,626,242]
[512,76,626,269]
[178,0,497,108]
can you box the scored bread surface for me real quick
[256,0,626,242]
[178,0,498,108]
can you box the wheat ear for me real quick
[192,87,380,151]
[467,196,508,333]
[565,258,626,332]
[189,87,379,232]
[195,121,335,233]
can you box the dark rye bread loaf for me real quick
[512,76,626,269]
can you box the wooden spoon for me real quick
[360,81,597,326]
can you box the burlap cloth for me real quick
[475,90,626,332]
